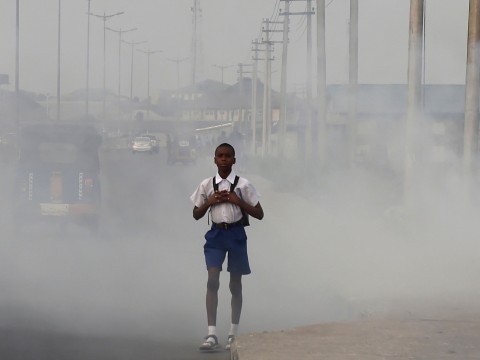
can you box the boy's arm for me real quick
[192,192,218,220]
[227,191,264,220]
[241,200,264,220]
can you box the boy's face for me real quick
[214,146,236,170]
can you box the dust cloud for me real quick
[240,118,480,333]
[0,117,479,342]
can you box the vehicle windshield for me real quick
[38,142,78,164]
[134,137,151,143]
[18,123,101,169]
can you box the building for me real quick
[325,84,466,171]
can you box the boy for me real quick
[190,143,264,350]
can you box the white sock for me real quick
[229,323,239,336]
[208,326,217,337]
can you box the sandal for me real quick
[225,335,235,350]
[199,334,220,351]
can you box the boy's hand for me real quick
[210,190,240,205]
[209,190,228,204]
[225,191,240,205]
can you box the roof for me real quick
[327,84,466,115]
[178,79,229,94]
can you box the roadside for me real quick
[233,316,480,360]
[232,306,480,360]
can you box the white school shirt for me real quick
[190,171,261,224]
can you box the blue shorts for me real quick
[203,225,251,275]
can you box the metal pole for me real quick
[316,0,327,166]
[90,11,124,121]
[107,27,137,121]
[262,19,270,158]
[130,43,135,99]
[191,0,198,85]
[404,0,424,206]
[464,0,480,201]
[56,0,61,122]
[251,40,260,155]
[279,1,290,158]
[103,15,106,120]
[15,0,20,128]
[305,0,313,160]
[86,0,91,118]
[107,29,136,99]
[168,57,189,90]
[147,52,150,120]
[213,64,233,85]
[348,0,359,167]
[123,40,146,100]
[138,49,162,121]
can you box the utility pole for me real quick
[107,27,137,99]
[190,0,203,85]
[138,49,162,121]
[15,0,20,129]
[238,63,253,97]
[90,10,124,121]
[237,63,253,128]
[261,19,283,157]
[261,19,274,157]
[251,39,262,155]
[85,0,91,119]
[316,0,327,166]
[280,0,315,159]
[213,64,233,85]
[56,0,61,122]
[348,0,359,167]
[168,57,189,90]
[106,26,137,121]
[404,0,424,207]
[279,1,291,158]
[464,0,480,202]
[123,39,146,100]
[305,0,314,161]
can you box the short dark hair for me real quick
[215,142,235,156]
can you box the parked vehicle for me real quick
[140,134,160,153]
[13,123,102,234]
[131,136,153,154]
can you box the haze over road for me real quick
[1,143,480,359]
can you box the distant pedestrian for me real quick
[217,130,228,144]
[190,142,264,351]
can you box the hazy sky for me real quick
[0,0,470,98]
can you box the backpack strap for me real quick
[212,176,218,191]
[210,175,249,227]
[208,176,217,225]
[231,176,240,192]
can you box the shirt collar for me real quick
[215,171,237,186]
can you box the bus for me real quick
[13,123,102,234]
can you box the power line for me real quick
[326,0,337,7]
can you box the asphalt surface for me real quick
[0,327,231,360]
[0,148,230,360]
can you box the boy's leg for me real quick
[229,272,243,325]
[199,267,221,350]
[226,273,242,350]
[206,267,221,326]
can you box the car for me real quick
[132,136,154,154]
[140,134,160,153]
[13,123,102,234]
